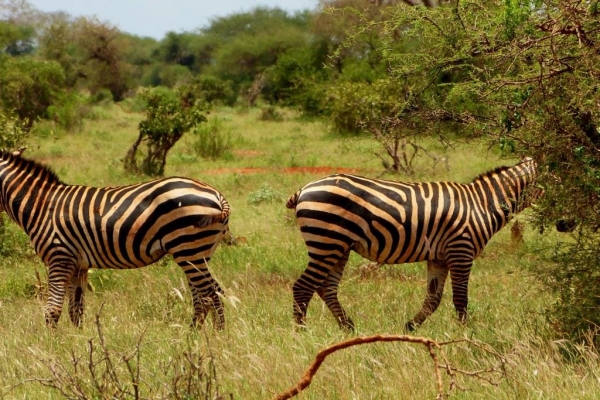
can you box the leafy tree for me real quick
[262,39,330,114]
[191,75,236,106]
[124,87,208,176]
[36,12,82,87]
[339,0,600,345]
[157,32,196,67]
[0,57,65,130]
[0,20,33,55]
[75,18,132,101]
[199,7,313,102]
[121,33,158,84]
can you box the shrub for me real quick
[124,87,208,176]
[0,57,65,130]
[193,75,237,106]
[192,117,233,160]
[0,112,31,150]
[47,92,88,132]
[258,105,283,122]
[247,184,284,205]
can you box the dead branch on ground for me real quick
[272,334,509,400]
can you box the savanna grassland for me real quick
[0,104,597,400]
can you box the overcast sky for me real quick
[27,0,319,40]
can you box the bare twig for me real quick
[272,334,508,400]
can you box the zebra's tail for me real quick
[217,195,231,222]
[195,195,231,229]
[286,190,301,210]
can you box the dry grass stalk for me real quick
[272,334,509,400]
[25,305,228,399]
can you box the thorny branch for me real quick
[273,334,509,400]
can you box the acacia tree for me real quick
[124,87,208,176]
[348,0,600,344]
[75,18,131,101]
[323,0,467,173]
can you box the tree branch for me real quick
[272,334,508,400]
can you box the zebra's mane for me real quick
[472,165,514,183]
[0,151,64,185]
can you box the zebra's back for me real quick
[34,177,229,270]
[287,174,474,264]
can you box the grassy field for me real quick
[0,104,597,399]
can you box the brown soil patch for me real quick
[232,150,265,157]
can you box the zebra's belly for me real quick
[353,239,440,265]
[74,239,166,270]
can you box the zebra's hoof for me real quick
[339,319,355,333]
[405,320,417,332]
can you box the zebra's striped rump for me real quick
[287,158,539,331]
[0,151,230,329]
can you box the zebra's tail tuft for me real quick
[286,191,301,209]
[219,196,231,222]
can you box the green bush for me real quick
[247,184,284,205]
[192,117,233,160]
[124,87,207,176]
[193,75,237,106]
[88,88,114,104]
[0,57,65,130]
[159,64,193,88]
[47,92,88,132]
[258,105,283,122]
[0,112,31,150]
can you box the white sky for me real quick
[27,0,319,40]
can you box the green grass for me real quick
[0,105,597,399]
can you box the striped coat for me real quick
[0,151,230,328]
[286,158,540,330]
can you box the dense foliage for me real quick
[364,0,600,345]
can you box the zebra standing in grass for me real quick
[0,150,230,329]
[286,157,541,331]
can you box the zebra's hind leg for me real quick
[293,253,344,329]
[406,260,448,331]
[316,251,354,331]
[67,268,88,327]
[178,259,225,330]
[45,264,76,328]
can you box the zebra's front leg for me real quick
[449,262,472,325]
[67,269,88,327]
[45,264,76,328]
[316,252,354,331]
[406,260,448,331]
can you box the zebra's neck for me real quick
[472,168,532,230]
[0,154,64,233]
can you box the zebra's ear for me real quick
[520,155,533,163]
[12,147,27,157]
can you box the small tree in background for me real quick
[0,57,65,131]
[328,76,463,175]
[124,87,208,176]
[76,18,131,102]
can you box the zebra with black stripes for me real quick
[0,151,230,329]
[286,157,541,331]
